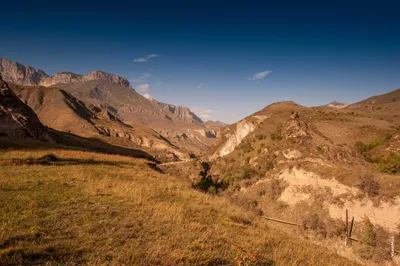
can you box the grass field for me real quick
[0,148,357,265]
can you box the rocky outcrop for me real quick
[211,115,267,158]
[0,58,48,86]
[156,102,203,124]
[0,75,52,141]
[82,71,130,88]
[40,70,131,88]
[1,58,132,88]
[39,72,82,87]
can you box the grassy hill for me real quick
[0,146,356,265]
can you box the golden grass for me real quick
[0,149,356,265]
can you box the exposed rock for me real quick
[1,58,132,88]
[282,119,309,139]
[82,71,131,88]
[212,115,267,158]
[39,72,82,87]
[0,58,48,86]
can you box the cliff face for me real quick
[0,58,132,88]
[0,74,52,141]
[0,58,49,86]
[82,71,131,88]
[39,72,83,87]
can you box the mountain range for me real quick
[0,58,225,160]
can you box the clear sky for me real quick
[1,0,399,123]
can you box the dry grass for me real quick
[0,149,356,265]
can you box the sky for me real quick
[1,0,400,123]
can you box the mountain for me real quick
[326,101,349,109]
[9,82,188,161]
[55,80,219,154]
[0,74,52,141]
[0,58,131,88]
[0,58,48,86]
[1,58,221,157]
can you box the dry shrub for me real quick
[301,213,327,237]
[358,175,380,197]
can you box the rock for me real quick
[0,58,48,86]
[1,58,132,88]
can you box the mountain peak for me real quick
[0,58,131,88]
[327,101,349,109]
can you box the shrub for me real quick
[270,125,282,141]
[358,175,380,197]
[301,213,327,237]
[377,152,400,174]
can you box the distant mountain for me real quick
[204,120,228,129]
[0,74,52,141]
[9,82,189,161]
[326,101,349,109]
[1,58,221,156]
[0,58,131,88]
[0,58,48,86]
[56,80,219,154]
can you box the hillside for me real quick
[56,80,220,154]
[0,147,356,265]
[161,91,400,264]
[0,75,52,141]
[9,83,187,161]
[1,58,221,156]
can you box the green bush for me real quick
[377,152,400,174]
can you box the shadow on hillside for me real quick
[0,153,131,167]
[0,128,158,163]
[0,234,78,265]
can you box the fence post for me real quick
[391,235,395,258]
[345,209,349,246]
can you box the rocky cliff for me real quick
[0,58,48,86]
[0,58,132,88]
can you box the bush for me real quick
[270,126,282,141]
[377,152,400,174]
[358,175,380,197]
[301,213,327,237]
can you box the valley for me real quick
[1,58,399,265]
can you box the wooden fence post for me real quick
[345,209,349,246]
[391,235,395,258]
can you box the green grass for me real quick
[0,149,356,265]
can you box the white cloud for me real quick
[190,106,213,120]
[142,93,152,99]
[130,73,151,83]
[248,70,272,82]
[134,54,160,63]
[137,83,151,93]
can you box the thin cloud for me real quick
[137,83,151,93]
[130,73,151,83]
[190,106,213,120]
[248,70,272,82]
[134,54,160,63]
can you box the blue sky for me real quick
[1,0,399,123]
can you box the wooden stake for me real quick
[348,217,354,246]
[391,235,395,258]
[345,209,349,246]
